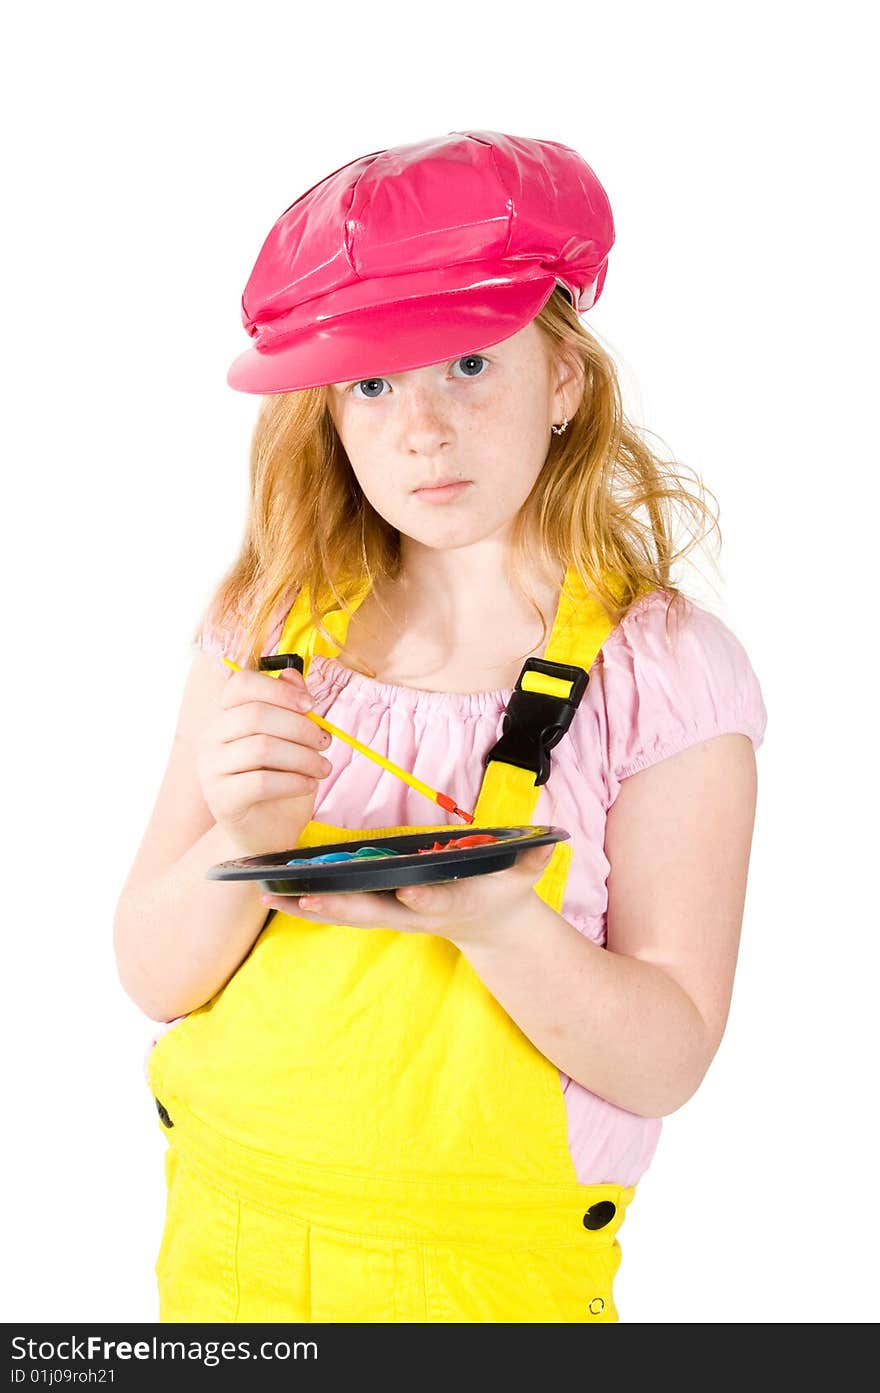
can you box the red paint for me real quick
[417,834,499,855]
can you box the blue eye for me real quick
[349,354,489,398]
[350,377,387,399]
[451,354,489,378]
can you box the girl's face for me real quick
[326,320,573,551]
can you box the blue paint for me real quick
[285,845,399,867]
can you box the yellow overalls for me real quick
[147,566,639,1322]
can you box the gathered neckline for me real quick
[297,589,667,713]
[307,653,515,713]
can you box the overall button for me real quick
[154,1098,174,1128]
[583,1201,616,1230]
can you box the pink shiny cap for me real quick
[227,129,615,395]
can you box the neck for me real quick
[393,535,564,627]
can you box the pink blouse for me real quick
[147,586,768,1186]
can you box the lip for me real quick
[412,478,471,499]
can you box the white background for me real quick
[4,0,877,1325]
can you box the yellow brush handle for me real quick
[221,656,442,805]
[306,711,442,803]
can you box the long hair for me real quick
[195,287,720,672]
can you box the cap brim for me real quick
[226,277,558,394]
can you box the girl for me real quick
[114,129,767,1324]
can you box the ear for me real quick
[553,348,585,423]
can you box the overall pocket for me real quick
[421,1232,623,1322]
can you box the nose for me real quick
[403,392,446,426]
[398,386,453,449]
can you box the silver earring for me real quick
[550,416,569,436]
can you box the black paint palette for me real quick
[207,825,570,895]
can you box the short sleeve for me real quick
[600,592,768,783]
[192,613,242,665]
[191,591,292,669]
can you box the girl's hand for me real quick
[197,665,334,858]
[259,843,556,946]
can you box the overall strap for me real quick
[276,574,373,674]
[471,568,626,826]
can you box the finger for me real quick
[263,890,406,929]
[262,893,326,921]
[222,665,316,715]
[394,874,483,919]
[301,893,396,927]
[517,843,556,876]
[217,730,333,784]
[219,702,332,758]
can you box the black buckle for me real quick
[259,653,304,674]
[483,658,590,787]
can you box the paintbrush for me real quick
[221,657,475,824]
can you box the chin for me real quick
[410,522,493,550]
